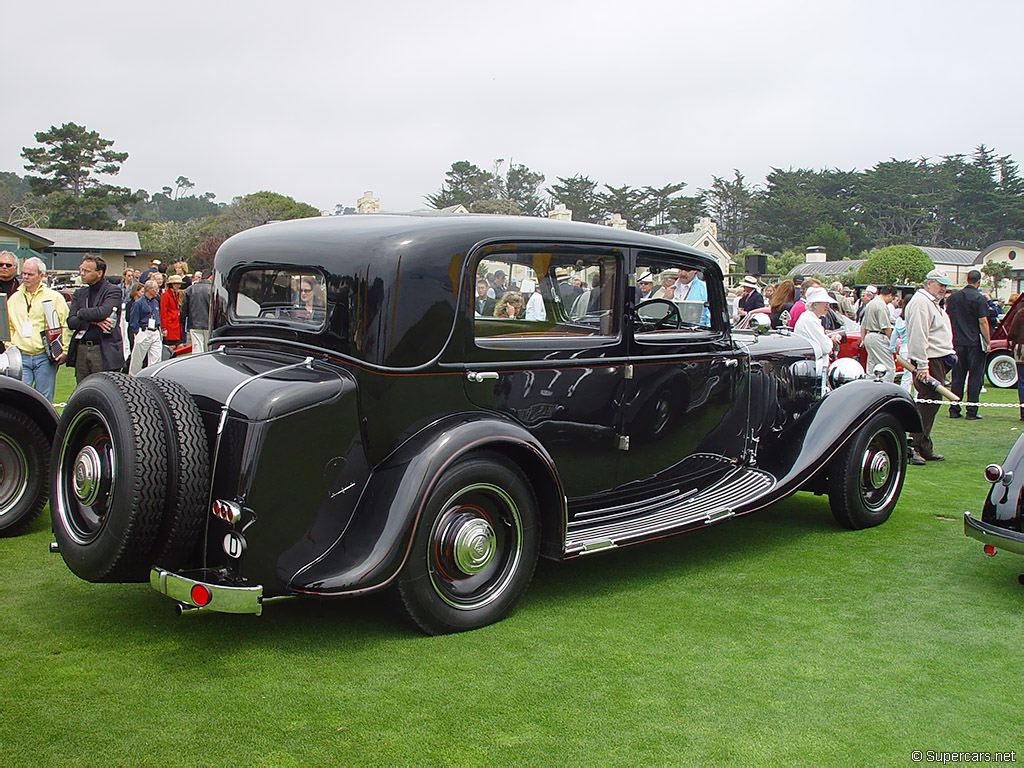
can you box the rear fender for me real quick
[289,413,565,595]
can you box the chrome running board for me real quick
[565,462,776,556]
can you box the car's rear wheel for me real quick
[50,373,168,582]
[0,406,49,537]
[827,412,907,530]
[138,376,210,570]
[397,453,539,634]
[986,353,1018,388]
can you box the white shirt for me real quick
[525,292,546,321]
[793,310,833,373]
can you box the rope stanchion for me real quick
[914,398,1020,408]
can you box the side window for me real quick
[473,249,619,340]
[634,255,714,336]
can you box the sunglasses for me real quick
[0,262,16,268]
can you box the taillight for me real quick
[983,544,997,557]
[984,464,1004,483]
[212,500,241,523]
[190,583,212,606]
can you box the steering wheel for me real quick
[636,298,682,331]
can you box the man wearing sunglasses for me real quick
[0,251,19,297]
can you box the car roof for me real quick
[214,214,719,368]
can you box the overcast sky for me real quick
[4,0,1022,215]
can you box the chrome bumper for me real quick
[964,512,1024,556]
[150,568,264,615]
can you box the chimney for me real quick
[548,203,572,221]
[805,245,827,263]
[357,191,380,214]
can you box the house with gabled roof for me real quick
[0,221,54,265]
[655,217,733,277]
[25,227,141,275]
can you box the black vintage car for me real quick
[0,342,60,536]
[49,215,922,634]
[964,435,1024,571]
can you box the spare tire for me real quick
[50,373,168,582]
[138,376,210,570]
[0,405,49,537]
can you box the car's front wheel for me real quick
[827,412,907,530]
[397,453,539,634]
[986,353,1018,388]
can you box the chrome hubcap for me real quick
[72,446,103,506]
[867,452,890,489]
[452,517,496,575]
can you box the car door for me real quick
[462,242,630,500]
[619,250,750,499]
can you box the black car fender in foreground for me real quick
[0,371,59,537]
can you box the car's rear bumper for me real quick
[964,511,1024,556]
[150,568,264,615]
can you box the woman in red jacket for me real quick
[161,274,184,349]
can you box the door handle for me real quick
[466,371,499,382]
[724,358,738,368]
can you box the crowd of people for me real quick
[8,249,1023,471]
[740,268,1020,466]
[1,251,212,402]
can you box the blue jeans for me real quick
[21,352,58,402]
[1017,362,1024,419]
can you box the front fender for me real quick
[756,379,921,497]
[289,413,565,595]
[0,375,59,442]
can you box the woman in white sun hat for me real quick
[794,286,840,373]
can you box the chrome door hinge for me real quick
[617,435,630,451]
[624,364,634,380]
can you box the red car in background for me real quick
[985,293,1022,388]
[735,307,867,367]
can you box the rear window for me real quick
[231,269,328,330]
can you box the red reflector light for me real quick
[983,544,997,557]
[984,464,1004,483]
[190,584,212,606]
[211,500,241,523]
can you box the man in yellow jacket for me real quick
[7,256,70,402]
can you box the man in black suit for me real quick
[946,269,990,420]
[474,278,496,317]
[67,255,125,383]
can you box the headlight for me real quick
[749,313,772,332]
[827,357,865,389]
[0,346,22,380]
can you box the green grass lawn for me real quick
[3,369,1023,765]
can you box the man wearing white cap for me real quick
[793,286,839,373]
[636,272,656,301]
[737,276,764,319]
[903,269,954,463]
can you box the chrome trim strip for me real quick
[964,512,1024,556]
[150,568,264,615]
